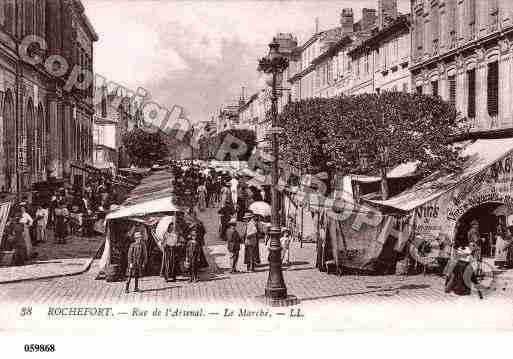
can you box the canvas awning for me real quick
[367,138,513,212]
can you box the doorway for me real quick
[454,202,504,258]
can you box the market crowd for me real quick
[1,175,122,266]
[123,161,292,293]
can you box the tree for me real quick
[207,128,257,161]
[277,92,461,199]
[122,128,169,167]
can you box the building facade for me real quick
[410,0,513,131]
[0,0,98,193]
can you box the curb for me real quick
[0,240,105,285]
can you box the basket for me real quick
[0,250,15,267]
[105,264,121,282]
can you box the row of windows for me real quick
[0,0,45,37]
[414,0,501,59]
[415,61,499,118]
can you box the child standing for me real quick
[186,229,201,282]
[280,227,292,266]
[125,232,147,293]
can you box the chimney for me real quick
[315,17,319,33]
[361,8,377,31]
[378,0,398,30]
[340,8,354,36]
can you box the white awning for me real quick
[367,138,513,211]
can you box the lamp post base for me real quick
[256,294,300,307]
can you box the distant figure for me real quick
[197,182,207,211]
[280,227,292,265]
[186,229,201,283]
[230,176,239,207]
[226,218,242,273]
[161,220,181,282]
[53,201,69,244]
[19,205,33,258]
[243,212,258,272]
[125,232,147,293]
[34,204,49,243]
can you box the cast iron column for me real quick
[264,53,287,300]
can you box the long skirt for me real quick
[23,226,33,259]
[198,246,209,269]
[35,224,47,243]
[160,246,178,280]
[198,193,206,211]
[495,235,508,267]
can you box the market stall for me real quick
[365,138,513,269]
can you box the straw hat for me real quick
[243,212,254,220]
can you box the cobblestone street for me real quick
[2,207,513,309]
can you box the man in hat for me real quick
[126,231,147,293]
[226,218,242,273]
[243,212,258,272]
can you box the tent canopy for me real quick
[367,138,513,212]
[106,170,185,220]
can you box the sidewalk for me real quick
[0,229,104,284]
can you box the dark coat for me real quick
[127,241,147,273]
[226,226,241,252]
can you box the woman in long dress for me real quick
[197,183,207,211]
[54,202,69,244]
[495,223,510,268]
[160,220,181,282]
[19,205,33,258]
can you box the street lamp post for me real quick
[258,38,297,305]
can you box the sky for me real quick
[83,0,409,124]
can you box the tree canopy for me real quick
[276,92,461,198]
[122,128,169,167]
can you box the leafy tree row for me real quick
[275,91,461,199]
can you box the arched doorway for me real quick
[37,104,45,179]
[454,202,505,258]
[26,98,35,186]
[3,90,15,192]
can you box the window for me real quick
[431,80,439,97]
[402,83,408,93]
[487,61,499,116]
[364,54,369,74]
[376,88,380,94]
[4,1,14,34]
[469,0,476,38]
[416,85,423,94]
[448,75,456,107]
[25,0,34,36]
[467,69,476,118]
[327,60,333,84]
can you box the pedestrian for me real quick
[125,231,147,293]
[220,182,231,208]
[186,229,201,282]
[53,201,69,244]
[495,222,510,268]
[226,218,241,273]
[467,220,482,259]
[243,212,258,272]
[197,182,207,211]
[18,205,33,258]
[230,176,239,208]
[218,202,234,241]
[34,204,49,243]
[160,219,180,282]
[280,227,292,265]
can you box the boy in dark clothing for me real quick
[125,232,147,293]
[186,229,201,282]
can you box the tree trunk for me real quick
[381,167,389,200]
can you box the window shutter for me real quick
[449,75,456,107]
[487,61,499,117]
[431,80,439,97]
[467,69,476,118]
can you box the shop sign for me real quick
[413,152,513,243]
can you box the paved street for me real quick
[1,206,513,308]
[0,229,104,283]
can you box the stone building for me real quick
[410,0,513,132]
[348,14,411,95]
[93,87,136,172]
[0,0,97,193]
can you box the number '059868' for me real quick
[24,344,55,352]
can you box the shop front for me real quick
[369,138,513,268]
